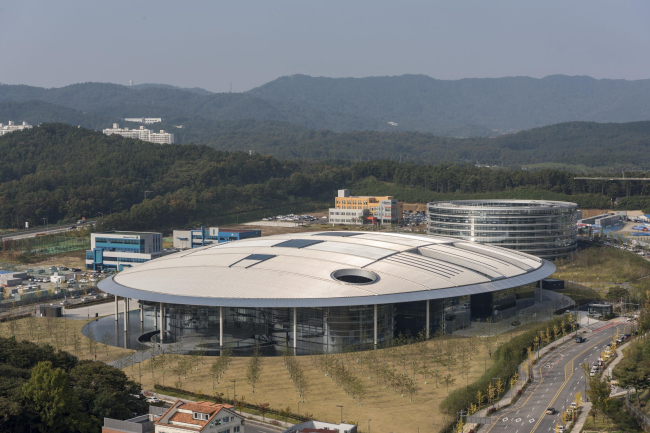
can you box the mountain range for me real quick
[3,74,650,136]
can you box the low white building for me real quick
[124,117,163,124]
[328,208,368,225]
[86,231,163,271]
[0,121,33,136]
[103,123,174,144]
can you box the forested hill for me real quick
[249,74,650,133]
[1,124,650,232]
[0,124,340,231]
[198,120,650,170]
[2,98,650,169]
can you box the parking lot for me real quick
[0,265,114,312]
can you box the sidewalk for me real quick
[571,401,592,432]
[153,392,291,431]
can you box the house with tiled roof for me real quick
[155,400,244,433]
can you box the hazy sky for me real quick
[2,1,650,92]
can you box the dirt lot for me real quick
[578,209,611,218]
[12,250,87,270]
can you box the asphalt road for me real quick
[0,220,96,240]
[484,323,627,433]
[245,423,284,433]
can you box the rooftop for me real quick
[100,231,554,308]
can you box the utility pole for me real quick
[230,379,237,409]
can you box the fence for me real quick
[625,395,650,432]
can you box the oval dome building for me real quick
[98,231,555,354]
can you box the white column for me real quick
[293,307,297,349]
[426,299,430,339]
[154,305,158,328]
[373,304,378,346]
[124,298,129,332]
[159,303,164,343]
[114,295,119,321]
[219,306,223,347]
[139,302,144,322]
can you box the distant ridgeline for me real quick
[1,124,650,233]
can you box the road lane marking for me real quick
[529,334,612,433]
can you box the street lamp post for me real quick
[336,405,343,424]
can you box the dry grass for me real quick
[553,246,650,289]
[11,250,87,270]
[131,335,500,433]
[0,316,133,363]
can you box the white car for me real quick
[145,397,161,404]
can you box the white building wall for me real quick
[0,121,33,136]
[103,124,174,144]
[328,208,366,225]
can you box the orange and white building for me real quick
[329,189,402,225]
[155,400,244,433]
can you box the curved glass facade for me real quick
[83,285,539,355]
[427,200,578,259]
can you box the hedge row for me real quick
[440,316,573,418]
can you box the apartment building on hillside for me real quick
[103,123,174,144]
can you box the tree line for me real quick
[2,124,650,234]
[0,336,145,433]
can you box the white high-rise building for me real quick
[102,123,174,144]
[0,121,33,136]
[123,117,162,124]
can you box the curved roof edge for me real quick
[98,260,556,308]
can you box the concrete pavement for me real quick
[64,297,139,320]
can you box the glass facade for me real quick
[84,283,539,355]
[427,200,578,259]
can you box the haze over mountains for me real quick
[2,74,650,169]
[3,74,650,136]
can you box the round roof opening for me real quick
[331,269,379,285]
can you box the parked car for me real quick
[145,397,161,404]
[71,294,80,299]
[60,300,70,306]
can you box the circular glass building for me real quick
[96,231,555,354]
[427,200,578,259]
